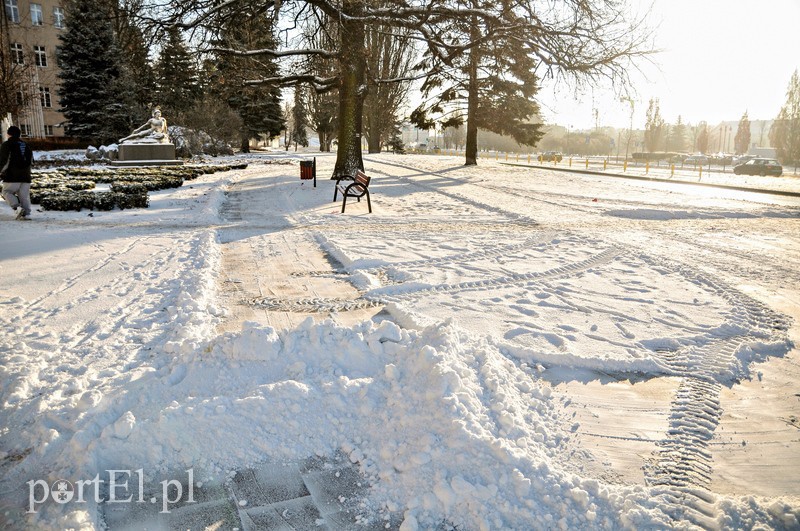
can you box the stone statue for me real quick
[120,108,169,144]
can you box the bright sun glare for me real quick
[539,0,800,130]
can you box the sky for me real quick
[537,0,800,130]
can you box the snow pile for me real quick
[23,315,796,529]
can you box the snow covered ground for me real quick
[1,152,799,530]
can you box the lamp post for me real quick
[566,125,572,155]
[621,98,635,162]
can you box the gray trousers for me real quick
[2,182,31,216]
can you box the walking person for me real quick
[0,125,34,220]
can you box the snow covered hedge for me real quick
[29,164,247,212]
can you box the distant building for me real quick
[710,119,775,154]
[2,0,67,138]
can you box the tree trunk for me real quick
[367,128,381,153]
[240,136,250,153]
[464,17,480,166]
[333,8,366,177]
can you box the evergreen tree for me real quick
[411,0,543,165]
[769,70,800,169]
[57,0,135,143]
[734,111,751,155]
[212,3,284,152]
[644,98,665,152]
[292,86,309,150]
[668,116,687,152]
[155,26,201,117]
[100,0,155,118]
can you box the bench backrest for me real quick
[355,170,370,188]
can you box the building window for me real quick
[34,46,46,67]
[16,91,24,105]
[5,0,19,23]
[19,124,30,136]
[11,42,24,64]
[53,6,64,28]
[39,86,51,108]
[44,125,54,136]
[30,3,43,26]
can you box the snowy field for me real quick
[1,152,799,530]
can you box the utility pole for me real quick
[622,98,634,162]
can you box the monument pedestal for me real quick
[112,143,182,166]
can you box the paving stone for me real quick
[248,495,325,530]
[239,506,295,531]
[166,498,243,531]
[301,463,368,516]
[103,498,242,531]
[230,464,310,508]
[101,478,235,530]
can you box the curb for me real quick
[499,162,800,198]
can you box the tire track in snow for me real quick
[323,230,561,274]
[637,252,791,526]
[249,245,620,313]
[256,158,792,527]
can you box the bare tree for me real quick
[137,0,652,175]
[363,26,416,153]
[0,13,34,122]
[303,14,339,152]
[644,98,665,153]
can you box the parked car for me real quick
[538,151,563,162]
[683,155,709,166]
[733,158,783,176]
[709,154,733,166]
[733,155,756,166]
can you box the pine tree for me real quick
[734,111,751,155]
[155,26,201,117]
[211,3,284,152]
[57,0,134,143]
[668,116,687,153]
[769,70,800,169]
[411,0,543,165]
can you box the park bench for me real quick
[334,169,372,213]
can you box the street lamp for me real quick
[566,125,572,155]
[621,97,635,162]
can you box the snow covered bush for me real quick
[169,126,234,158]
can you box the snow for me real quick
[1,152,799,529]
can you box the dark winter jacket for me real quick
[0,137,34,183]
